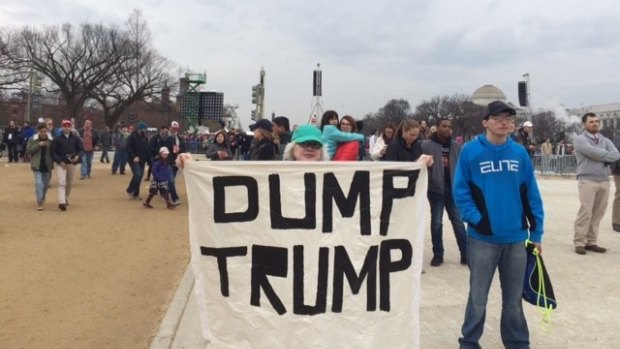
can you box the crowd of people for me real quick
[6,118,190,211]
[6,100,620,349]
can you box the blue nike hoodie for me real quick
[453,134,544,243]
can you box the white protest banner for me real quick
[182,161,428,349]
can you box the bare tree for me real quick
[90,10,175,127]
[414,95,485,140]
[0,29,29,89]
[361,99,413,135]
[10,22,134,123]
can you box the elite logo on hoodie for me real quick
[479,159,519,174]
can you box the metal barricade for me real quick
[534,154,576,177]
[186,140,201,154]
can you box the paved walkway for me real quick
[151,176,620,349]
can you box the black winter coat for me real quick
[50,132,84,164]
[250,139,277,160]
[382,137,423,162]
[126,131,151,164]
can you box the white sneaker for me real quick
[172,200,181,206]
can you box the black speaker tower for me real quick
[518,81,528,107]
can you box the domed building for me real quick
[471,84,507,106]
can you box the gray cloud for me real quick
[1,0,619,126]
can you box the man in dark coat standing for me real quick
[125,122,150,200]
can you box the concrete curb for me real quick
[150,265,195,349]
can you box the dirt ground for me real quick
[0,156,189,348]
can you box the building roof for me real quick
[471,84,507,106]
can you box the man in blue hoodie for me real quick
[454,101,544,349]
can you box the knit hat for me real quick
[159,146,170,154]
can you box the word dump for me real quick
[200,169,421,315]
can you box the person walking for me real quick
[50,119,84,211]
[111,124,129,175]
[421,118,467,267]
[143,146,175,209]
[572,112,620,254]
[79,120,98,179]
[125,122,150,200]
[44,118,56,139]
[26,122,54,210]
[168,121,186,205]
[3,119,20,163]
[99,126,112,164]
[19,121,35,162]
[453,101,544,349]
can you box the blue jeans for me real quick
[459,238,529,349]
[428,188,467,257]
[126,161,145,197]
[81,151,94,177]
[168,166,179,201]
[33,171,52,203]
[112,150,128,174]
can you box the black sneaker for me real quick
[460,255,468,265]
[430,256,443,267]
[585,245,607,253]
[58,203,67,211]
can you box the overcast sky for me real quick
[1,0,619,127]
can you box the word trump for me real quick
[202,239,412,315]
